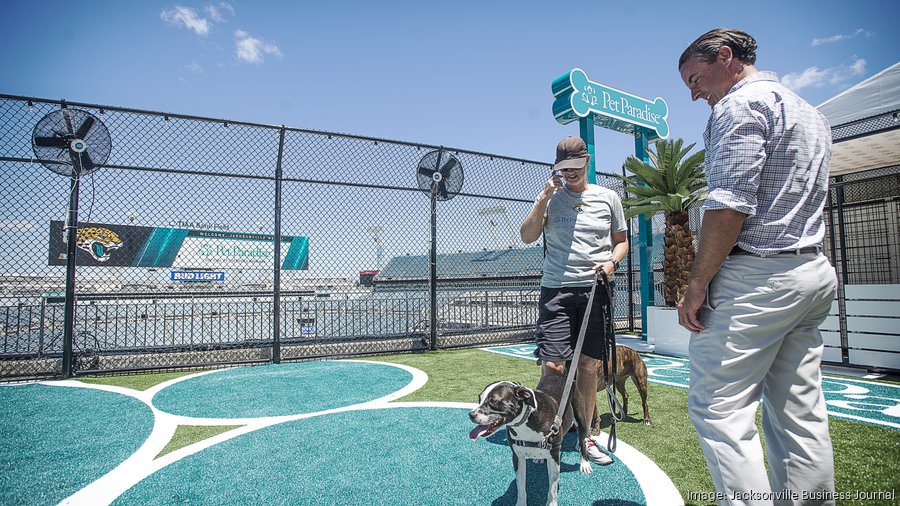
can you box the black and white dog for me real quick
[469,374,594,506]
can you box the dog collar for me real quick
[505,386,537,429]
[506,404,532,429]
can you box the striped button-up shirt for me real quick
[702,71,832,255]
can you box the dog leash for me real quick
[599,273,623,452]
[545,271,620,454]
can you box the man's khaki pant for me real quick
[688,252,838,506]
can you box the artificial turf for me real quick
[72,347,900,505]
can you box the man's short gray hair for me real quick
[679,28,757,69]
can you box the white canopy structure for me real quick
[818,62,900,176]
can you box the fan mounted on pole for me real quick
[33,105,111,177]
[414,149,463,351]
[31,102,112,377]
[416,149,464,202]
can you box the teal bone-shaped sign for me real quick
[552,68,669,140]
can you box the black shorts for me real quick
[535,284,612,362]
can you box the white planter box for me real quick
[647,306,691,358]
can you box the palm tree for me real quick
[620,138,706,306]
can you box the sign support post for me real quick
[634,130,655,337]
[579,117,597,184]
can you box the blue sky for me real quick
[2,0,898,173]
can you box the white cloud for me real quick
[206,5,224,22]
[234,29,283,64]
[781,67,828,90]
[219,2,235,16]
[160,6,210,36]
[811,28,873,47]
[781,58,867,91]
[186,62,203,74]
[206,2,234,23]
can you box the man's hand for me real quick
[676,208,746,332]
[677,283,707,332]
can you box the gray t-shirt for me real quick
[538,184,627,288]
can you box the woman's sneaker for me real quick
[583,437,613,465]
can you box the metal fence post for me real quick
[61,174,81,378]
[38,296,46,357]
[273,127,286,363]
[429,148,444,350]
[833,178,850,364]
[623,164,636,333]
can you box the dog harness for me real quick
[507,427,561,451]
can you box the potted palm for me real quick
[619,138,706,356]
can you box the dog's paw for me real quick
[580,459,593,474]
[643,419,652,426]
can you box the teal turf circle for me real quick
[152,361,413,418]
[0,384,153,505]
[115,407,646,505]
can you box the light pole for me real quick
[478,205,517,250]
[367,225,384,271]
[257,221,266,287]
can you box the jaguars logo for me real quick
[76,227,123,262]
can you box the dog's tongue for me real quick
[469,425,491,442]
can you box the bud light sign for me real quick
[171,271,226,282]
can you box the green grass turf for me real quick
[155,425,243,459]
[74,370,202,391]
[75,348,899,505]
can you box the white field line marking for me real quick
[56,360,427,506]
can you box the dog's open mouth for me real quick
[469,418,505,442]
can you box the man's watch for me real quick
[611,258,620,270]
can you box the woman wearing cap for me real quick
[520,135,629,466]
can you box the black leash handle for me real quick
[597,271,620,453]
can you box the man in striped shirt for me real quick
[677,28,838,505]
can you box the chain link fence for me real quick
[0,95,648,380]
[4,94,895,379]
[825,164,900,285]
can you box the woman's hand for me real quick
[543,171,563,198]
[592,261,615,278]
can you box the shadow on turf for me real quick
[595,411,649,429]
[482,431,642,506]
